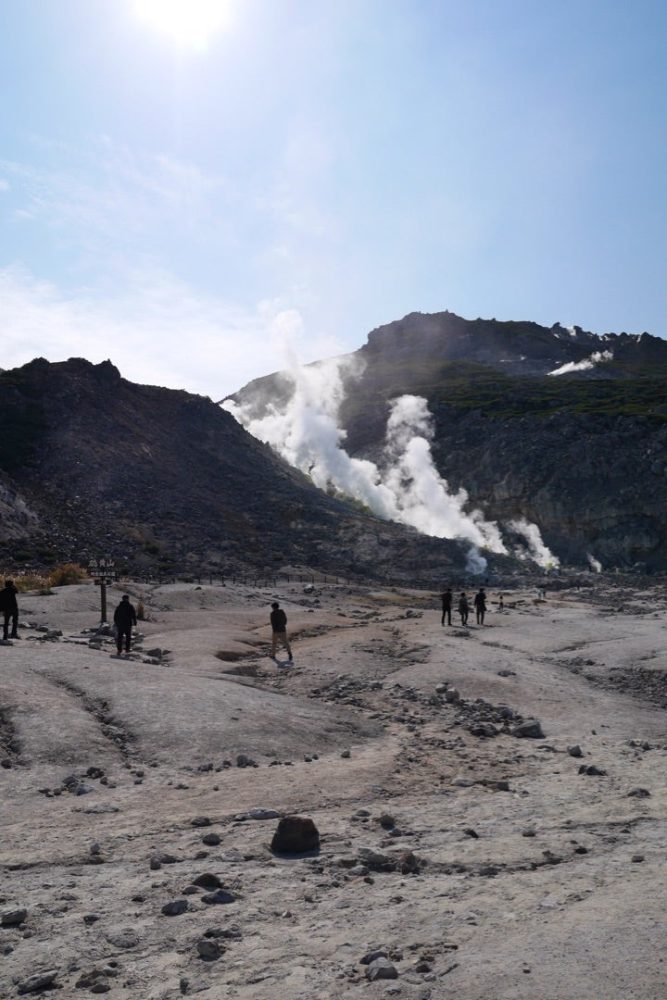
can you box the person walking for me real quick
[113,594,137,657]
[440,587,453,626]
[474,587,487,625]
[0,580,19,641]
[269,601,293,662]
[458,592,469,627]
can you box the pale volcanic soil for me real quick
[1,578,667,1000]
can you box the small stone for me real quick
[468,722,498,738]
[365,957,398,981]
[378,813,395,830]
[463,828,479,839]
[17,971,58,994]
[340,749,351,759]
[567,745,584,758]
[1,907,27,927]
[192,873,222,890]
[191,816,211,828]
[627,787,651,798]
[444,687,460,703]
[149,857,162,871]
[511,719,545,739]
[83,913,100,925]
[201,889,236,905]
[197,938,223,961]
[202,833,221,846]
[161,900,188,916]
[631,854,645,863]
[360,949,388,965]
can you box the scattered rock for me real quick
[627,787,651,798]
[360,949,389,965]
[196,938,223,961]
[1,907,26,927]
[511,719,545,739]
[567,745,584,758]
[17,970,59,995]
[271,815,320,854]
[202,833,221,846]
[365,957,398,981]
[192,873,222,890]
[578,765,607,776]
[161,900,188,916]
[201,889,236,905]
[235,808,281,821]
[191,816,212,828]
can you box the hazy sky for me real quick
[1,0,665,397]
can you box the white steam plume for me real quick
[223,358,506,570]
[587,553,603,573]
[508,517,560,570]
[548,350,613,376]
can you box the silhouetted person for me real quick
[458,592,469,627]
[498,593,505,612]
[113,594,137,656]
[0,580,19,641]
[440,587,452,626]
[270,601,293,662]
[474,587,487,625]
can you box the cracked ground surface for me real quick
[1,579,667,999]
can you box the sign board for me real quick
[88,558,117,586]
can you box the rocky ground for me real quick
[1,578,666,999]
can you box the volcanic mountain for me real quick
[0,356,493,582]
[230,311,667,571]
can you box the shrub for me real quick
[10,573,51,593]
[48,562,88,587]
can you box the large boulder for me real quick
[270,815,320,854]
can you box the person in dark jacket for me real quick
[440,587,452,626]
[113,594,137,656]
[269,601,293,661]
[474,587,487,625]
[0,580,19,641]
[458,592,469,627]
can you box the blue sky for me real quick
[1,0,665,396]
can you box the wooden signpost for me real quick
[88,558,117,625]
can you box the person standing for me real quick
[113,594,137,657]
[458,592,469,627]
[474,587,487,625]
[270,601,293,662]
[440,587,453,626]
[0,580,19,641]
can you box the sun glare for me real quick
[133,0,231,50]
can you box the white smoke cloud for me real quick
[587,553,603,573]
[224,359,507,571]
[225,359,564,573]
[508,517,560,570]
[548,350,613,376]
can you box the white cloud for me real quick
[0,264,337,397]
[0,178,9,192]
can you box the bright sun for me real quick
[133,0,231,50]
